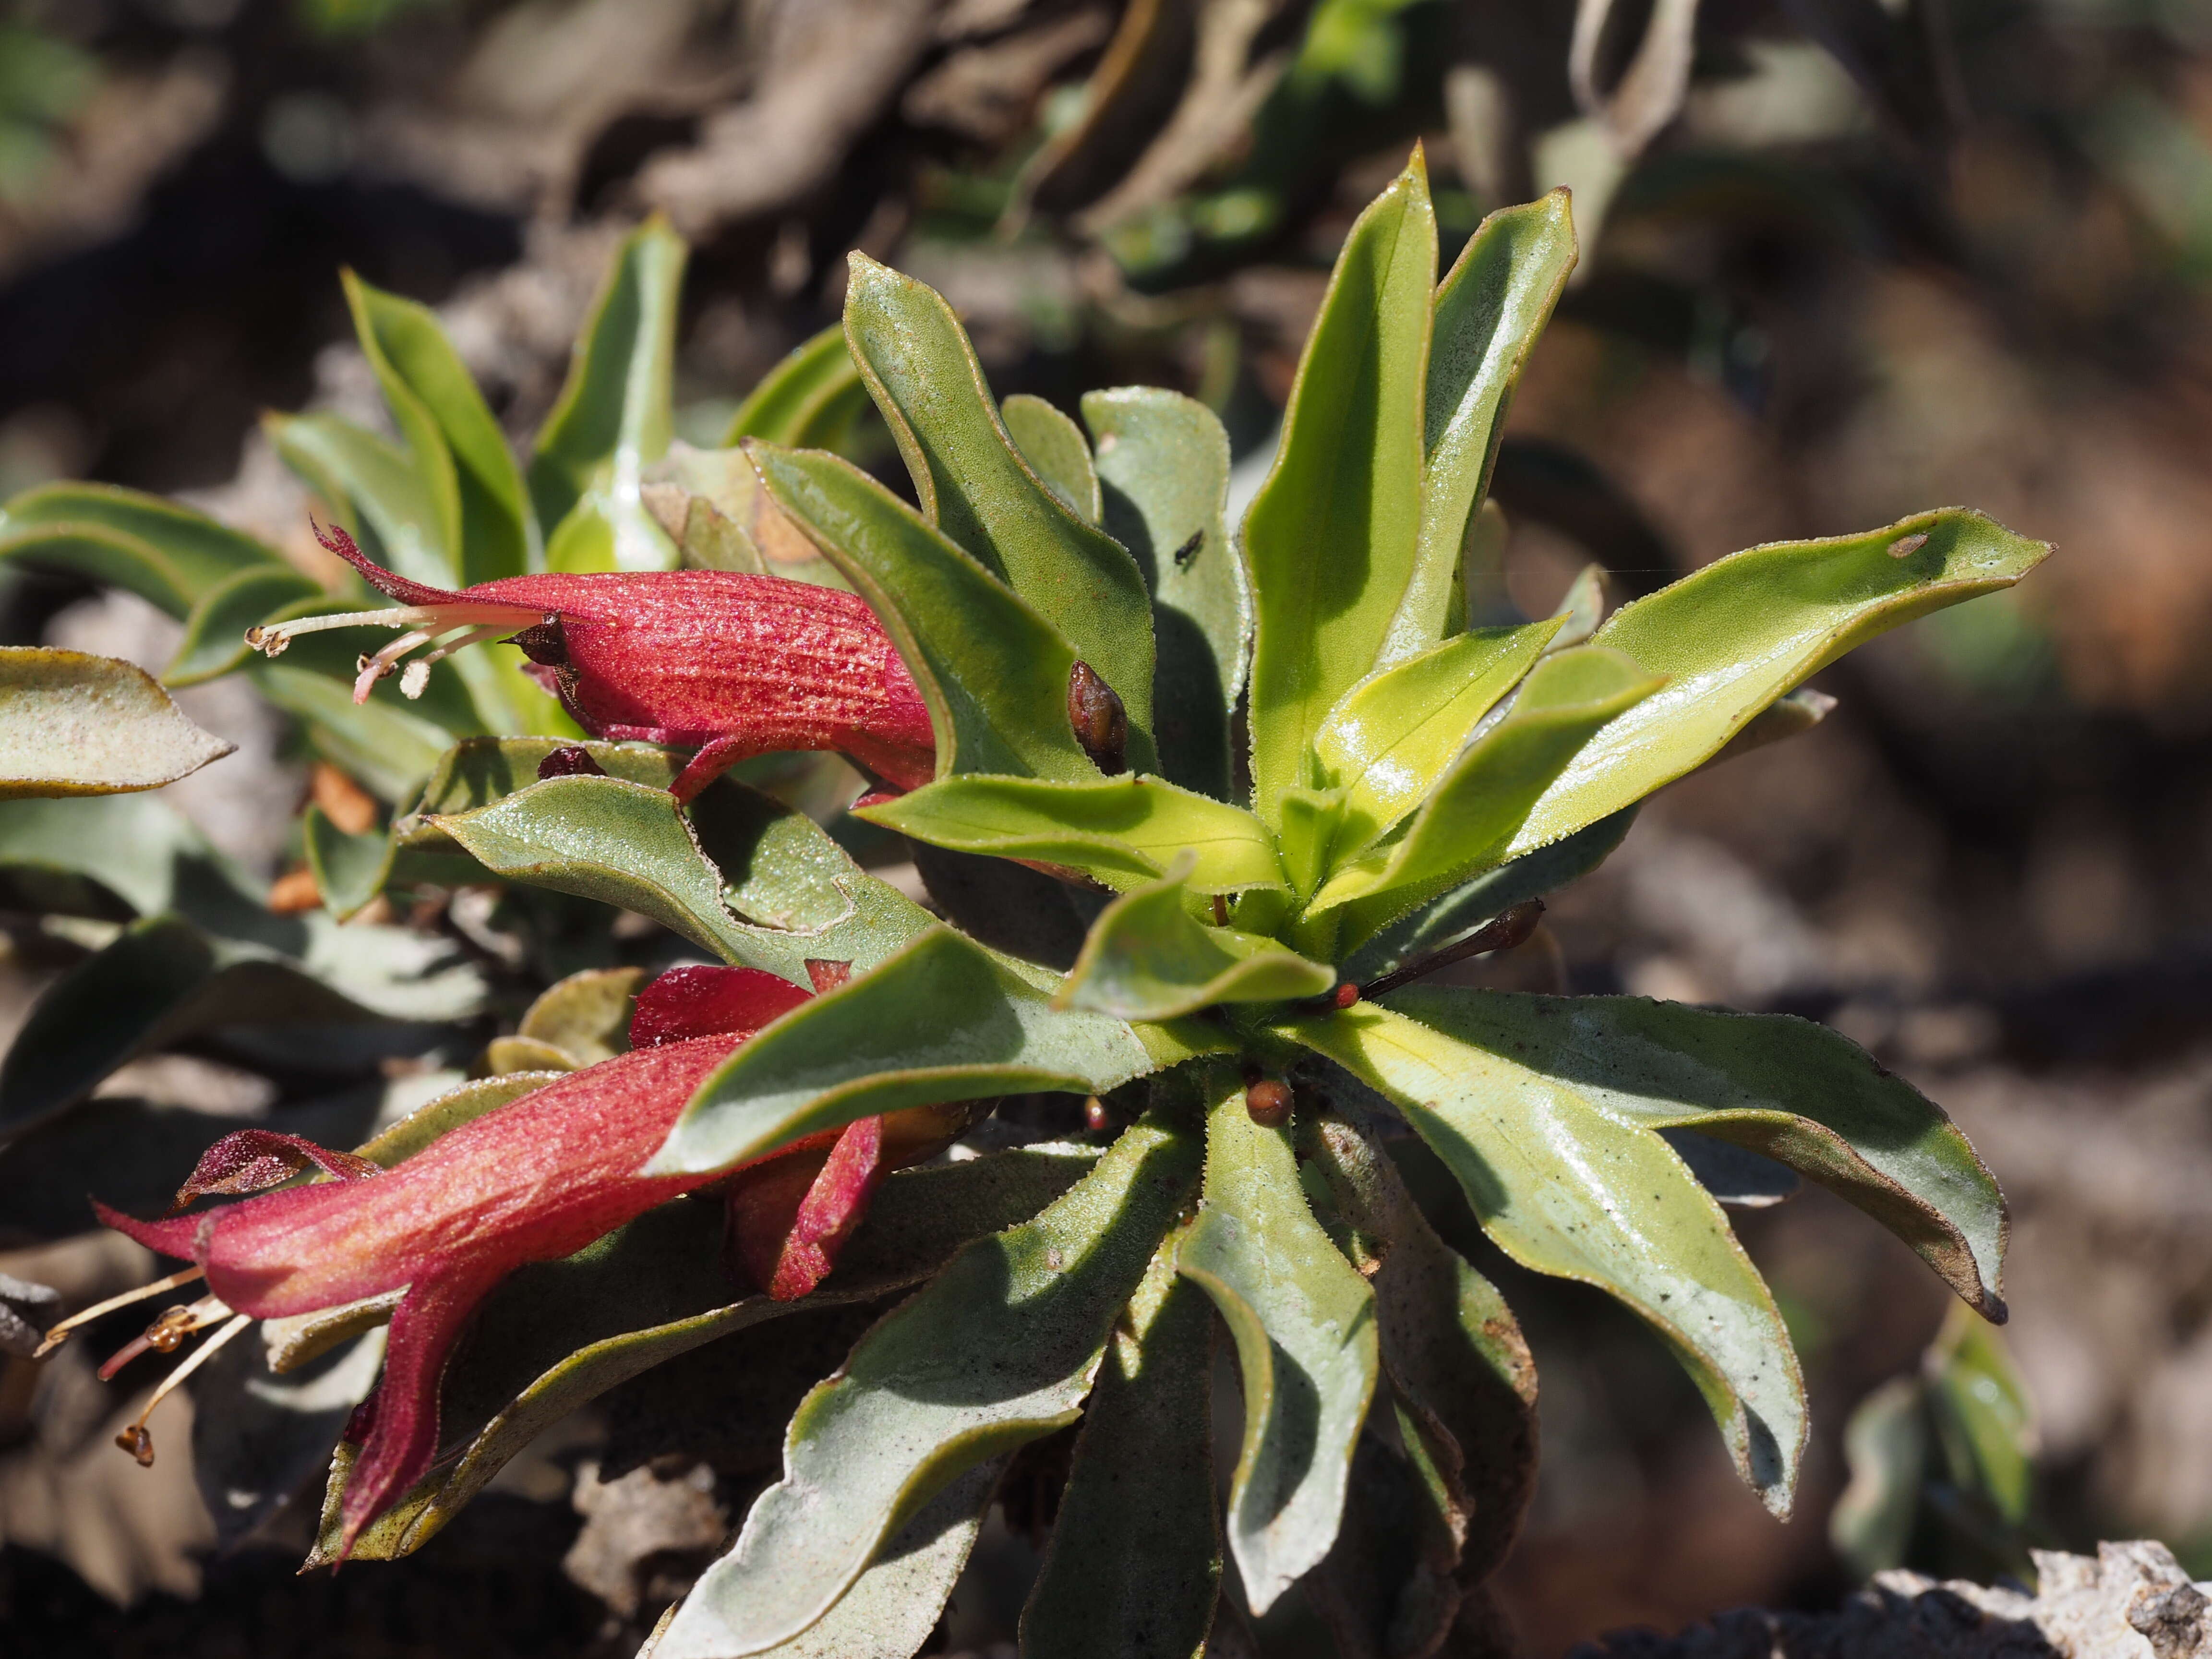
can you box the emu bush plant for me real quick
[0,149,2045,1658]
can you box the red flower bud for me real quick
[248,523,936,801]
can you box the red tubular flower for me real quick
[96,964,963,1559]
[247,522,935,801]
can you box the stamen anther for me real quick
[34,1267,204,1358]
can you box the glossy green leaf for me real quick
[1178,1067,1378,1615]
[0,483,278,616]
[1509,510,2053,858]
[0,647,233,796]
[1304,1116,1537,1581]
[321,1147,1100,1564]
[1082,387,1248,799]
[1312,619,1562,855]
[856,772,1285,895]
[656,1113,1201,1655]
[1243,150,1436,819]
[1001,394,1102,524]
[1345,806,1636,982]
[1059,865,1332,1021]
[1021,1238,1221,1659]
[1926,1301,2035,1523]
[163,565,325,687]
[250,662,459,802]
[1419,994,2007,1317]
[1308,647,1661,940]
[1384,188,1576,664]
[265,410,449,590]
[529,217,687,569]
[1292,998,1806,1514]
[746,443,1098,782]
[1545,563,1607,650]
[724,323,870,450]
[843,253,1156,764]
[344,269,532,584]
[1275,785,1345,903]
[650,925,1154,1177]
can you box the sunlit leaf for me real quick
[1420,994,2008,1317]
[1508,510,2053,858]
[1058,865,1332,1021]
[856,772,1285,895]
[1001,393,1102,524]
[1311,619,1561,856]
[0,647,232,797]
[1243,150,1435,819]
[844,253,1156,765]
[344,269,533,584]
[747,443,1098,781]
[655,1114,1200,1655]
[1178,1066,1378,1614]
[1291,997,1807,1515]
[1383,188,1575,663]
[650,926,1154,1177]
[1082,387,1249,799]
[724,322,871,451]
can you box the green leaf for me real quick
[302,804,391,920]
[1311,619,1562,856]
[1020,1238,1221,1659]
[656,1113,1201,1655]
[0,483,279,616]
[1303,1433,1462,1657]
[1306,647,1661,940]
[400,735,683,828]
[1274,785,1345,902]
[647,443,851,589]
[649,925,1154,1177]
[703,1460,1005,1659]
[724,323,870,450]
[1304,1116,1536,1581]
[265,410,449,590]
[1829,1377,1925,1579]
[514,965,647,1066]
[0,792,242,920]
[1545,562,1607,649]
[1926,1301,2035,1523]
[1411,994,2008,1317]
[529,216,687,568]
[1292,998,1806,1515]
[843,253,1156,765]
[1243,150,1436,820]
[1082,387,1249,800]
[321,1147,1101,1563]
[162,565,324,687]
[1383,189,1576,664]
[1508,510,2053,859]
[344,269,533,584]
[251,661,458,802]
[1178,1066,1378,1614]
[1058,865,1333,1021]
[0,647,233,796]
[746,443,1098,782]
[855,773,1285,895]
[1000,394,1102,524]
[1344,806,1636,983]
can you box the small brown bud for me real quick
[1083,1096,1111,1133]
[1886,532,1929,559]
[1244,1079,1293,1128]
[116,1425,155,1467]
[1332,983,1360,1010]
[1067,662,1128,776]
[536,745,607,781]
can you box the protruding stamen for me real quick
[247,600,542,667]
[401,624,520,699]
[98,1293,234,1381]
[34,1266,204,1359]
[113,1312,252,1467]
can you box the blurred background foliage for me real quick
[4,0,2212,1654]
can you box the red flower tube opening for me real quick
[246,521,935,801]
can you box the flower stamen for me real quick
[33,1266,205,1358]
[98,1293,235,1381]
[113,1312,253,1467]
